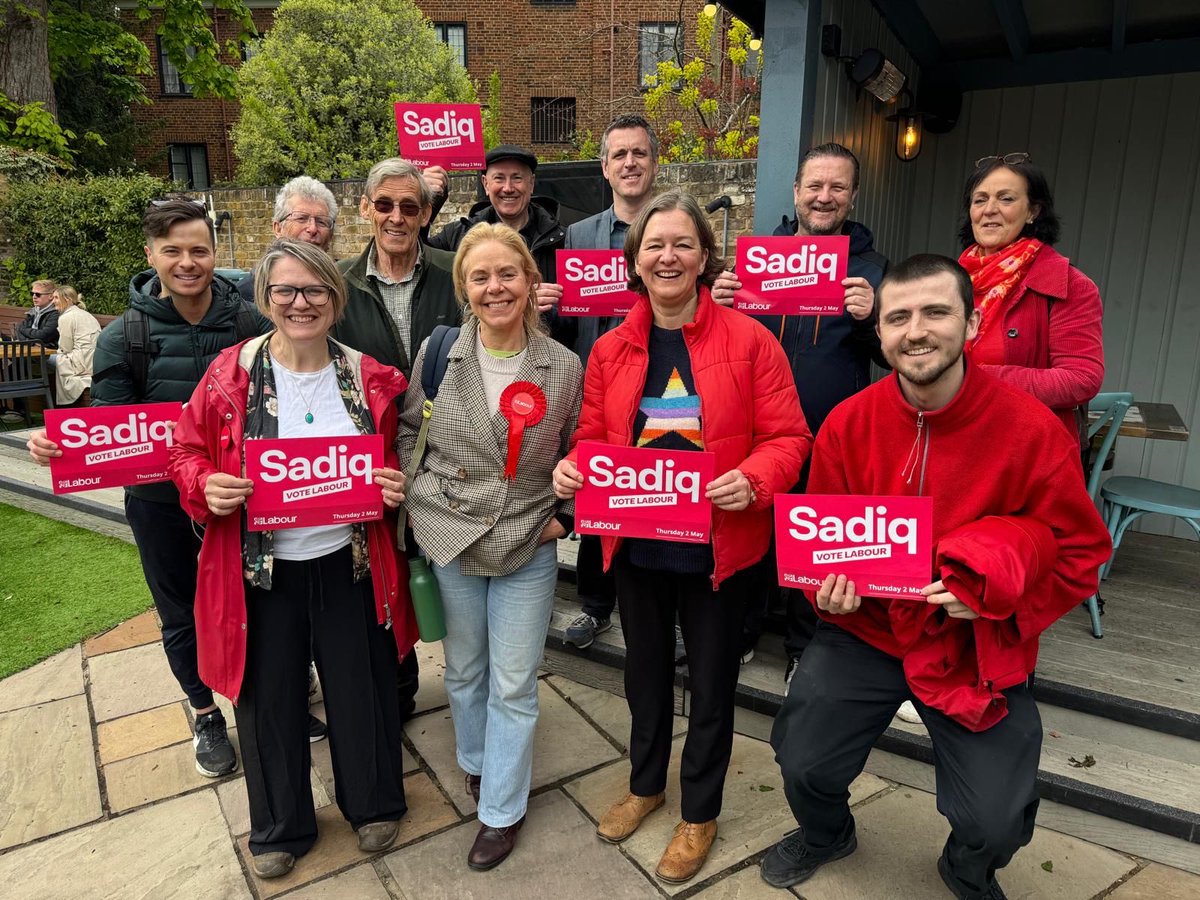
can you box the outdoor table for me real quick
[1088,402,1190,443]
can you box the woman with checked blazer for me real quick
[397,223,582,872]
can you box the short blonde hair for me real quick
[453,223,544,335]
[53,285,84,312]
[253,239,348,323]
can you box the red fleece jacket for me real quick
[809,362,1111,731]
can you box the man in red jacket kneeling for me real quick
[762,254,1112,900]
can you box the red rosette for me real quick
[499,381,547,480]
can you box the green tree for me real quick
[232,0,476,184]
[642,11,761,162]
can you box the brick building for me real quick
[119,0,742,186]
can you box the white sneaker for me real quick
[895,700,924,725]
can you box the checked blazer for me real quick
[397,317,583,576]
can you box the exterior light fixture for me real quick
[748,38,762,51]
[886,103,923,162]
[703,3,718,17]
[848,49,906,103]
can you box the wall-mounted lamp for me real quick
[702,3,718,17]
[821,25,908,104]
[748,38,762,52]
[887,108,923,161]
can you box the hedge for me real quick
[0,172,169,315]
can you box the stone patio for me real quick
[0,614,1197,899]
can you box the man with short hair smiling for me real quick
[238,176,340,302]
[27,199,271,779]
[15,280,61,345]
[762,254,1111,900]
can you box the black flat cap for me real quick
[484,144,538,173]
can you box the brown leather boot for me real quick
[655,819,717,883]
[596,792,666,843]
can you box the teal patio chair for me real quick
[1082,392,1133,637]
[1100,478,1200,581]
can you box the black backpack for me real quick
[122,302,259,399]
[421,324,460,401]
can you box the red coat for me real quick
[809,362,1111,730]
[976,245,1104,442]
[169,335,418,703]
[568,287,812,586]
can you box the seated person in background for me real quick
[15,280,61,345]
[47,286,101,406]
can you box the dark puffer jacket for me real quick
[91,270,271,503]
[752,219,889,435]
[427,196,565,285]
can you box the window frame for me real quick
[530,96,577,145]
[433,22,468,68]
[638,21,681,90]
[157,37,194,97]
[167,143,210,190]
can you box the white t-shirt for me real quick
[268,356,356,560]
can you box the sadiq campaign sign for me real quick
[45,403,183,494]
[575,441,715,543]
[774,494,933,599]
[245,434,385,531]
[733,235,849,316]
[555,250,640,317]
[394,103,485,170]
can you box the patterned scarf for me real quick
[241,335,376,590]
[959,237,1043,357]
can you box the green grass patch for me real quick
[0,503,152,679]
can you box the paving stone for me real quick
[383,789,653,899]
[0,644,83,713]
[238,772,457,898]
[546,674,686,750]
[407,679,622,816]
[88,641,185,722]
[97,701,192,765]
[1108,862,1200,899]
[797,787,1137,899]
[284,863,393,899]
[0,694,101,850]
[564,733,888,895]
[691,864,791,899]
[103,727,243,812]
[217,769,332,837]
[83,609,160,657]
[411,640,448,714]
[0,789,249,900]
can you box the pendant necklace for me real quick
[292,368,326,425]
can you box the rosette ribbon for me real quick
[498,381,547,480]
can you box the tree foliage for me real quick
[642,11,761,162]
[232,0,476,184]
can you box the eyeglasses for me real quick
[31,290,52,298]
[267,284,333,305]
[975,152,1031,169]
[280,212,334,230]
[369,198,423,217]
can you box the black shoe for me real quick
[760,825,857,888]
[784,655,801,687]
[937,852,1008,899]
[193,709,237,777]
[308,713,328,743]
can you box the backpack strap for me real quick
[122,307,151,400]
[233,302,259,342]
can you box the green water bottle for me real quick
[408,556,446,643]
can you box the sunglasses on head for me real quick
[975,152,1031,169]
[150,196,207,210]
[369,197,423,217]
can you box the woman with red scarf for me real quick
[957,154,1104,446]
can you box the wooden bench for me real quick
[0,304,116,339]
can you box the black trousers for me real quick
[782,589,819,659]
[576,534,617,620]
[614,554,749,822]
[238,546,408,857]
[123,494,213,710]
[771,623,1041,896]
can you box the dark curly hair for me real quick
[624,189,727,294]
[957,158,1061,250]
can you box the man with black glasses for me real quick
[237,176,340,303]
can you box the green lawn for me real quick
[0,503,152,680]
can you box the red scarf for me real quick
[959,237,1042,364]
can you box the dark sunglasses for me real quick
[974,152,1031,169]
[369,198,423,217]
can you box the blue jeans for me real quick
[433,541,558,827]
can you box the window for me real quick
[530,97,576,144]
[434,23,467,68]
[158,38,193,96]
[530,0,576,6]
[168,144,210,189]
[242,40,261,63]
[639,22,679,87]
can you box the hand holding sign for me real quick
[206,471,254,516]
[733,236,850,316]
[373,467,407,508]
[705,468,755,511]
[552,457,584,499]
[815,573,862,615]
[394,103,485,171]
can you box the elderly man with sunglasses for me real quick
[333,158,460,723]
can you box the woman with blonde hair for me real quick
[48,286,101,405]
[398,222,582,871]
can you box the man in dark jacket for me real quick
[336,158,461,721]
[27,199,270,778]
[713,143,889,674]
[15,280,61,345]
[236,176,340,302]
[426,144,564,312]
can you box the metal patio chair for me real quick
[0,339,54,427]
[1081,392,1133,637]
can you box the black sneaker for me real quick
[784,656,801,687]
[308,713,328,743]
[760,825,857,888]
[193,709,237,777]
[937,852,1008,899]
[564,613,611,649]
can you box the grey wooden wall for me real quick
[903,73,1200,539]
